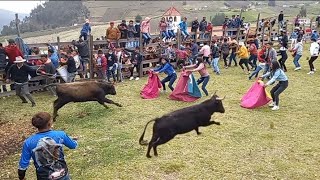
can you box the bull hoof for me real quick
[116,103,123,107]
[197,132,202,135]
[146,154,152,158]
[154,153,158,157]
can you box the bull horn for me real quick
[216,96,226,101]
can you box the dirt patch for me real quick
[0,120,35,166]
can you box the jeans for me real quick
[189,54,198,65]
[79,32,88,41]
[67,72,76,83]
[181,30,190,40]
[229,52,237,66]
[249,54,257,69]
[200,31,205,39]
[15,82,35,104]
[211,57,220,73]
[249,64,265,79]
[107,64,117,82]
[309,56,318,71]
[222,54,229,66]
[161,31,169,40]
[117,63,123,82]
[197,76,210,96]
[270,80,288,106]
[142,33,151,45]
[168,30,175,38]
[293,54,302,68]
[161,73,177,91]
[80,57,89,78]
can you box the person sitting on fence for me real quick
[141,17,152,46]
[47,43,59,69]
[6,56,37,107]
[60,51,77,83]
[106,21,121,47]
[199,17,207,39]
[125,46,142,81]
[40,54,57,96]
[0,43,8,92]
[72,38,90,78]
[153,57,177,92]
[18,112,78,180]
[179,17,190,41]
[127,20,138,48]
[79,19,91,41]
[166,17,176,41]
[118,20,128,48]
[106,49,118,82]
[159,17,169,42]
[191,17,199,40]
[183,57,210,96]
[95,50,107,79]
[205,22,213,39]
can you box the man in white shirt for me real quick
[308,38,320,74]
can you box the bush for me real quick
[135,15,142,22]
[211,13,226,26]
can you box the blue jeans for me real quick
[197,76,210,96]
[189,54,198,65]
[107,64,117,82]
[249,54,257,68]
[200,31,205,39]
[161,73,177,91]
[211,57,220,73]
[79,32,88,41]
[181,30,190,39]
[229,52,237,66]
[161,31,169,39]
[249,64,264,79]
[168,30,175,38]
[142,33,151,45]
[293,54,302,68]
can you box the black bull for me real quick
[47,81,122,121]
[139,94,225,158]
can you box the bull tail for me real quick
[139,119,156,146]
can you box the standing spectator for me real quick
[106,49,118,82]
[60,51,77,82]
[141,17,152,46]
[118,20,128,48]
[211,40,220,75]
[291,38,303,71]
[179,17,190,41]
[237,42,250,74]
[159,17,169,42]
[205,22,213,39]
[106,21,121,48]
[188,41,199,64]
[278,30,288,72]
[6,56,36,106]
[72,39,90,78]
[229,38,238,67]
[248,40,258,70]
[294,15,300,27]
[134,20,141,47]
[125,47,143,80]
[199,43,211,65]
[199,17,207,39]
[127,20,137,48]
[47,43,59,69]
[278,11,284,28]
[79,19,91,41]
[307,38,320,74]
[18,112,78,180]
[220,38,230,69]
[191,17,199,39]
[96,50,107,79]
[222,16,229,36]
[0,43,7,92]
[167,17,176,40]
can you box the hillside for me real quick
[0,9,27,30]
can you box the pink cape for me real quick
[169,71,200,102]
[141,71,162,99]
[241,81,272,109]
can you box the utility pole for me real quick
[15,13,21,37]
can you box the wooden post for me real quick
[255,13,260,36]
[15,13,21,37]
[177,29,181,49]
[236,9,243,42]
[89,35,94,79]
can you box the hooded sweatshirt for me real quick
[310,41,320,57]
[141,17,151,33]
[48,45,59,68]
[81,23,91,34]
[237,46,249,59]
[5,45,24,64]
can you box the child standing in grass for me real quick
[260,60,288,111]
[183,58,210,96]
[153,57,177,92]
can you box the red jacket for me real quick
[257,49,266,63]
[249,43,258,55]
[5,45,23,63]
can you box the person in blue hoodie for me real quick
[79,19,91,41]
[179,17,190,41]
[153,57,177,92]
[47,43,59,68]
[311,30,319,41]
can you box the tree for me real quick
[300,6,307,17]
[135,14,142,22]
[211,13,226,26]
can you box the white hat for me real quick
[14,56,26,63]
[239,41,245,46]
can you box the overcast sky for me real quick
[0,1,42,14]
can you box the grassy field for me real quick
[1,43,320,179]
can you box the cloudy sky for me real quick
[0,1,42,14]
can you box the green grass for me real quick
[1,44,320,179]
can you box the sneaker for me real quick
[294,67,301,71]
[269,102,275,107]
[307,71,314,75]
[135,77,140,81]
[129,77,134,80]
[216,72,220,75]
[271,106,279,111]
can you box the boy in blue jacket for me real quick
[153,57,177,92]
[79,19,91,41]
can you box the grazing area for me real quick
[1,46,320,179]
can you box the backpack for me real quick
[33,137,68,180]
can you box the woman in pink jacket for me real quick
[141,17,152,46]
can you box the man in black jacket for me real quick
[118,20,128,48]
[72,39,89,78]
[6,56,36,106]
[278,11,284,28]
[191,17,199,40]
[125,47,143,80]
